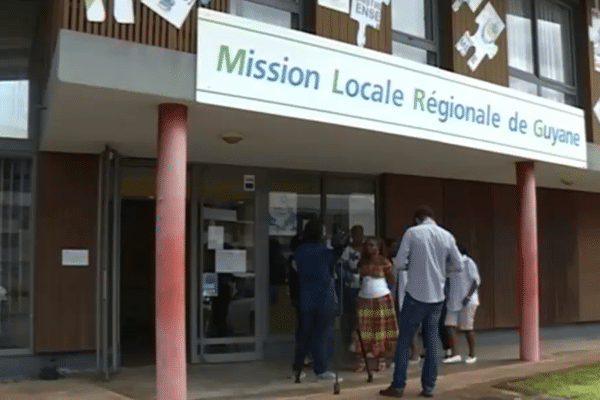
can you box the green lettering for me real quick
[217,45,246,75]
[332,69,344,94]
[414,89,425,111]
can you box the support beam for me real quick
[156,103,188,400]
[516,161,540,362]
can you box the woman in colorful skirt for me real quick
[350,237,399,372]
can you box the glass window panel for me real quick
[267,173,321,335]
[509,76,538,96]
[0,81,28,140]
[506,0,534,73]
[0,158,32,349]
[324,177,376,247]
[536,0,573,85]
[230,0,292,28]
[391,0,427,39]
[392,41,428,64]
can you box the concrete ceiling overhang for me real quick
[42,30,600,193]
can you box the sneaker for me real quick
[419,390,434,397]
[442,355,462,364]
[316,371,343,381]
[465,356,477,364]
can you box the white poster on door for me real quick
[318,0,350,14]
[268,192,297,236]
[590,8,600,73]
[215,249,247,273]
[141,0,196,29]
[350,0,389,48]
[208,226,224,250]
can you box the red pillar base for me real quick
[156,103,188,400]
[516,161,540,362]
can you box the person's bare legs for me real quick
[465,330,475,358]
[447,326,459,356]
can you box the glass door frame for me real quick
[189,164,266,364]
[96,146,122,380]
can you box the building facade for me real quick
[1,0,600,378]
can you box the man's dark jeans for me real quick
[293,307,333,375]
[392,293,443,394]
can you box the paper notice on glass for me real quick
[208,226,224,250]
[215,249,247,273]
[318,0,350,14]
[349,194,375,236]
[269,192,297,236]
[141,0,196,29]
[590,9,600,73]
[202,272,219,297]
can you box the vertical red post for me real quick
[156,103,188,400]
[516,161,540,362]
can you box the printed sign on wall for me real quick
[318,0,350,14]
[350,0,390,48]
[455,2,505,71]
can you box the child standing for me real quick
[350,238,399,372]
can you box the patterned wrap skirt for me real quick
[350,294,399,357]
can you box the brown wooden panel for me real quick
[492,184,518,328]
[34,153,99,353]
[59,0,228,53]
[575,191,600,321]
[380,174,444,243]
[537,188,579,326]
[441,180,495,329]
[316,4,391,53]
[450,0,508,86]
[585,0,600,143]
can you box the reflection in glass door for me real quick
[196,166,258,363]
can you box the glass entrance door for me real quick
[194,165,258,363]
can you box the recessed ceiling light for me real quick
[220,132,243,144]
[560,179,574,186]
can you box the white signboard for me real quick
[141,0,196,29]
[62,249,89,267]
[318,0,350,14]
[268,192,297,236]
[0,80,28,139]
[196,9,587,169]
[215,249,247,273]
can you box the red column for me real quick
[516,161,540,362]
[156,103,188,400]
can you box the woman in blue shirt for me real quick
[293,218,338,381]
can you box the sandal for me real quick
[353,356,366,373]
[376,359,386,372]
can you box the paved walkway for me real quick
[0,327,599,400]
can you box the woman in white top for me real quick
[350,238,399,372]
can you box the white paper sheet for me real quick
[208,226,224,250]
[269,192,298,236]
[318,0,350,14]
[141,0,196,29]
[215,249,247,273]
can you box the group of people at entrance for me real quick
[290,206,481,397]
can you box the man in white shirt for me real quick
[380,206,462,398]
[443,244,481,364]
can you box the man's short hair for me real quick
[350,225,364,235]
[414,205,435,222]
